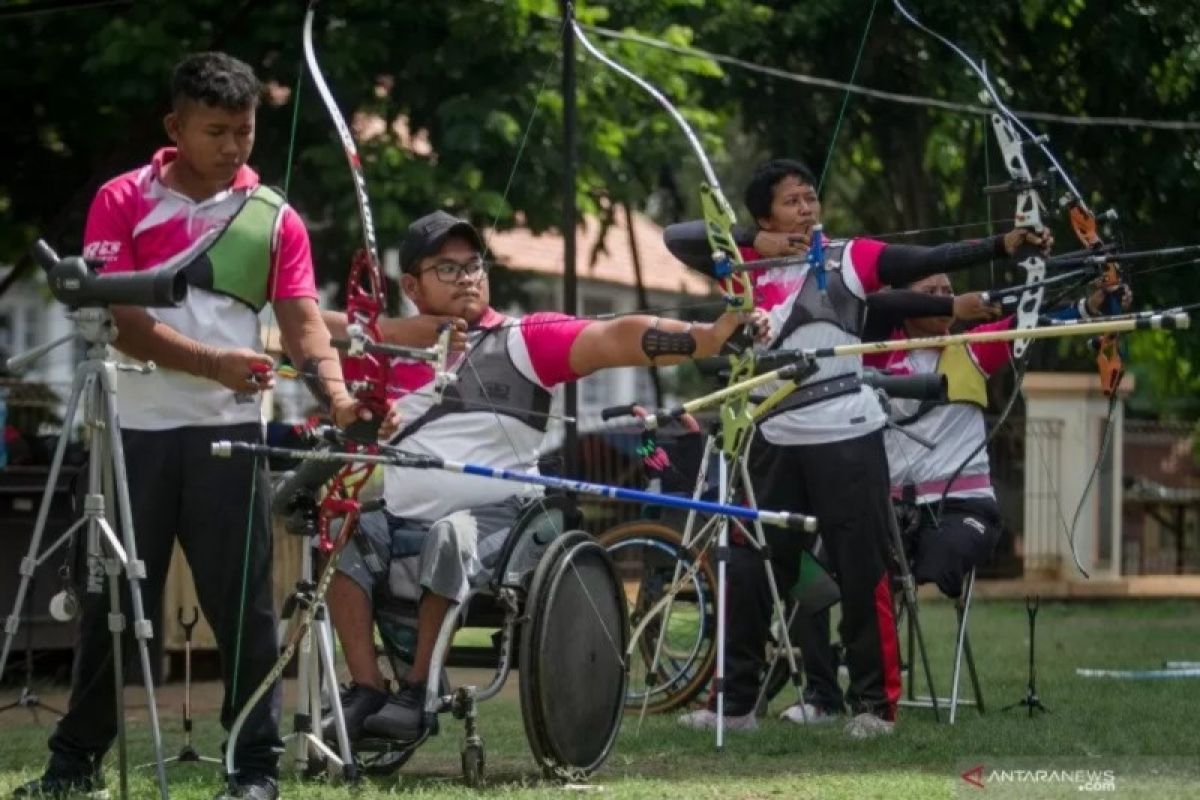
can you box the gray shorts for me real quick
[336,497,526,605]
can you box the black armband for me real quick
[300,357,333,408]
[641,322,696,360]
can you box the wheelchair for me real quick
[336,495,629,786]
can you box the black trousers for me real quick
[799,494,1003,710]
[908,496,1002,598]
[721,428,901,719]
[48,424,282,777]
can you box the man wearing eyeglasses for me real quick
[319,210,766,743]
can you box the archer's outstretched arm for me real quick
[567,310,769,378]
[864,229,1054,287]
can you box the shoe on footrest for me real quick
[361,680,428,742]
[322,681,388,743]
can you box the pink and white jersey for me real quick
[83,148,317,430]
[869,318,1013,504]
[747,237,888,446]
[383,308,588,521]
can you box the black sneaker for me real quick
[215,774,278,800]
[361,680,426,742]
[321,682,388,742]
[12,760,106,799]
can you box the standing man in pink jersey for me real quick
[17,53,367,800]
[320,211,769,744]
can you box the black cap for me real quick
[399,211,484,273]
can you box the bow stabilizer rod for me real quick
[211,441,817,532]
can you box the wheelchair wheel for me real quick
[519,532,628,780]
[598,521,716,715]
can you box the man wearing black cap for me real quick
[320,210,767,742]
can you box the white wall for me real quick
[1022,372,1129,580]
[0,274,77,389]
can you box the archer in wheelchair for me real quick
[305,209,770,779]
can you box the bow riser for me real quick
[302,3,396,552]
[991,114,1048,358]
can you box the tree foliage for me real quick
[3,0,1199,412]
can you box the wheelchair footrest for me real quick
[353,719,437,754]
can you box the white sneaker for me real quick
[843,712,895,739]
[677,708,759,731]
[779,702,841,725]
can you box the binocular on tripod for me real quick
[32,239,187,309]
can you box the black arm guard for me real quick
[641,326,697,359]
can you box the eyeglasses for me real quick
[420,258,490,283]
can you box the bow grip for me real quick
[601,403,638,421]
[1100,264,1123,316]
[807,224,827,292]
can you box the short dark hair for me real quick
[743,159,817,222]
[171,52,260,111]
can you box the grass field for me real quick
[2,600,1198,799]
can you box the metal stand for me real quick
[892,503,944,722]
[899,565,985,723]
[0,575,65,723]
[140,608,221,769]
[1003,595,1049,717]
[947,569,985,723]
[0,307,169,799]
[281,539,355,781]
[636,426,810,747]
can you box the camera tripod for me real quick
[279,533,355,780]
[0,306,170,799]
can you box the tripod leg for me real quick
[103,551,130,800]
[315,609,355,780]
[752,602,798,717]
[99,368,169,800]
[289,598,315,775]
[635,434,716,732]
[714,453,730,751]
